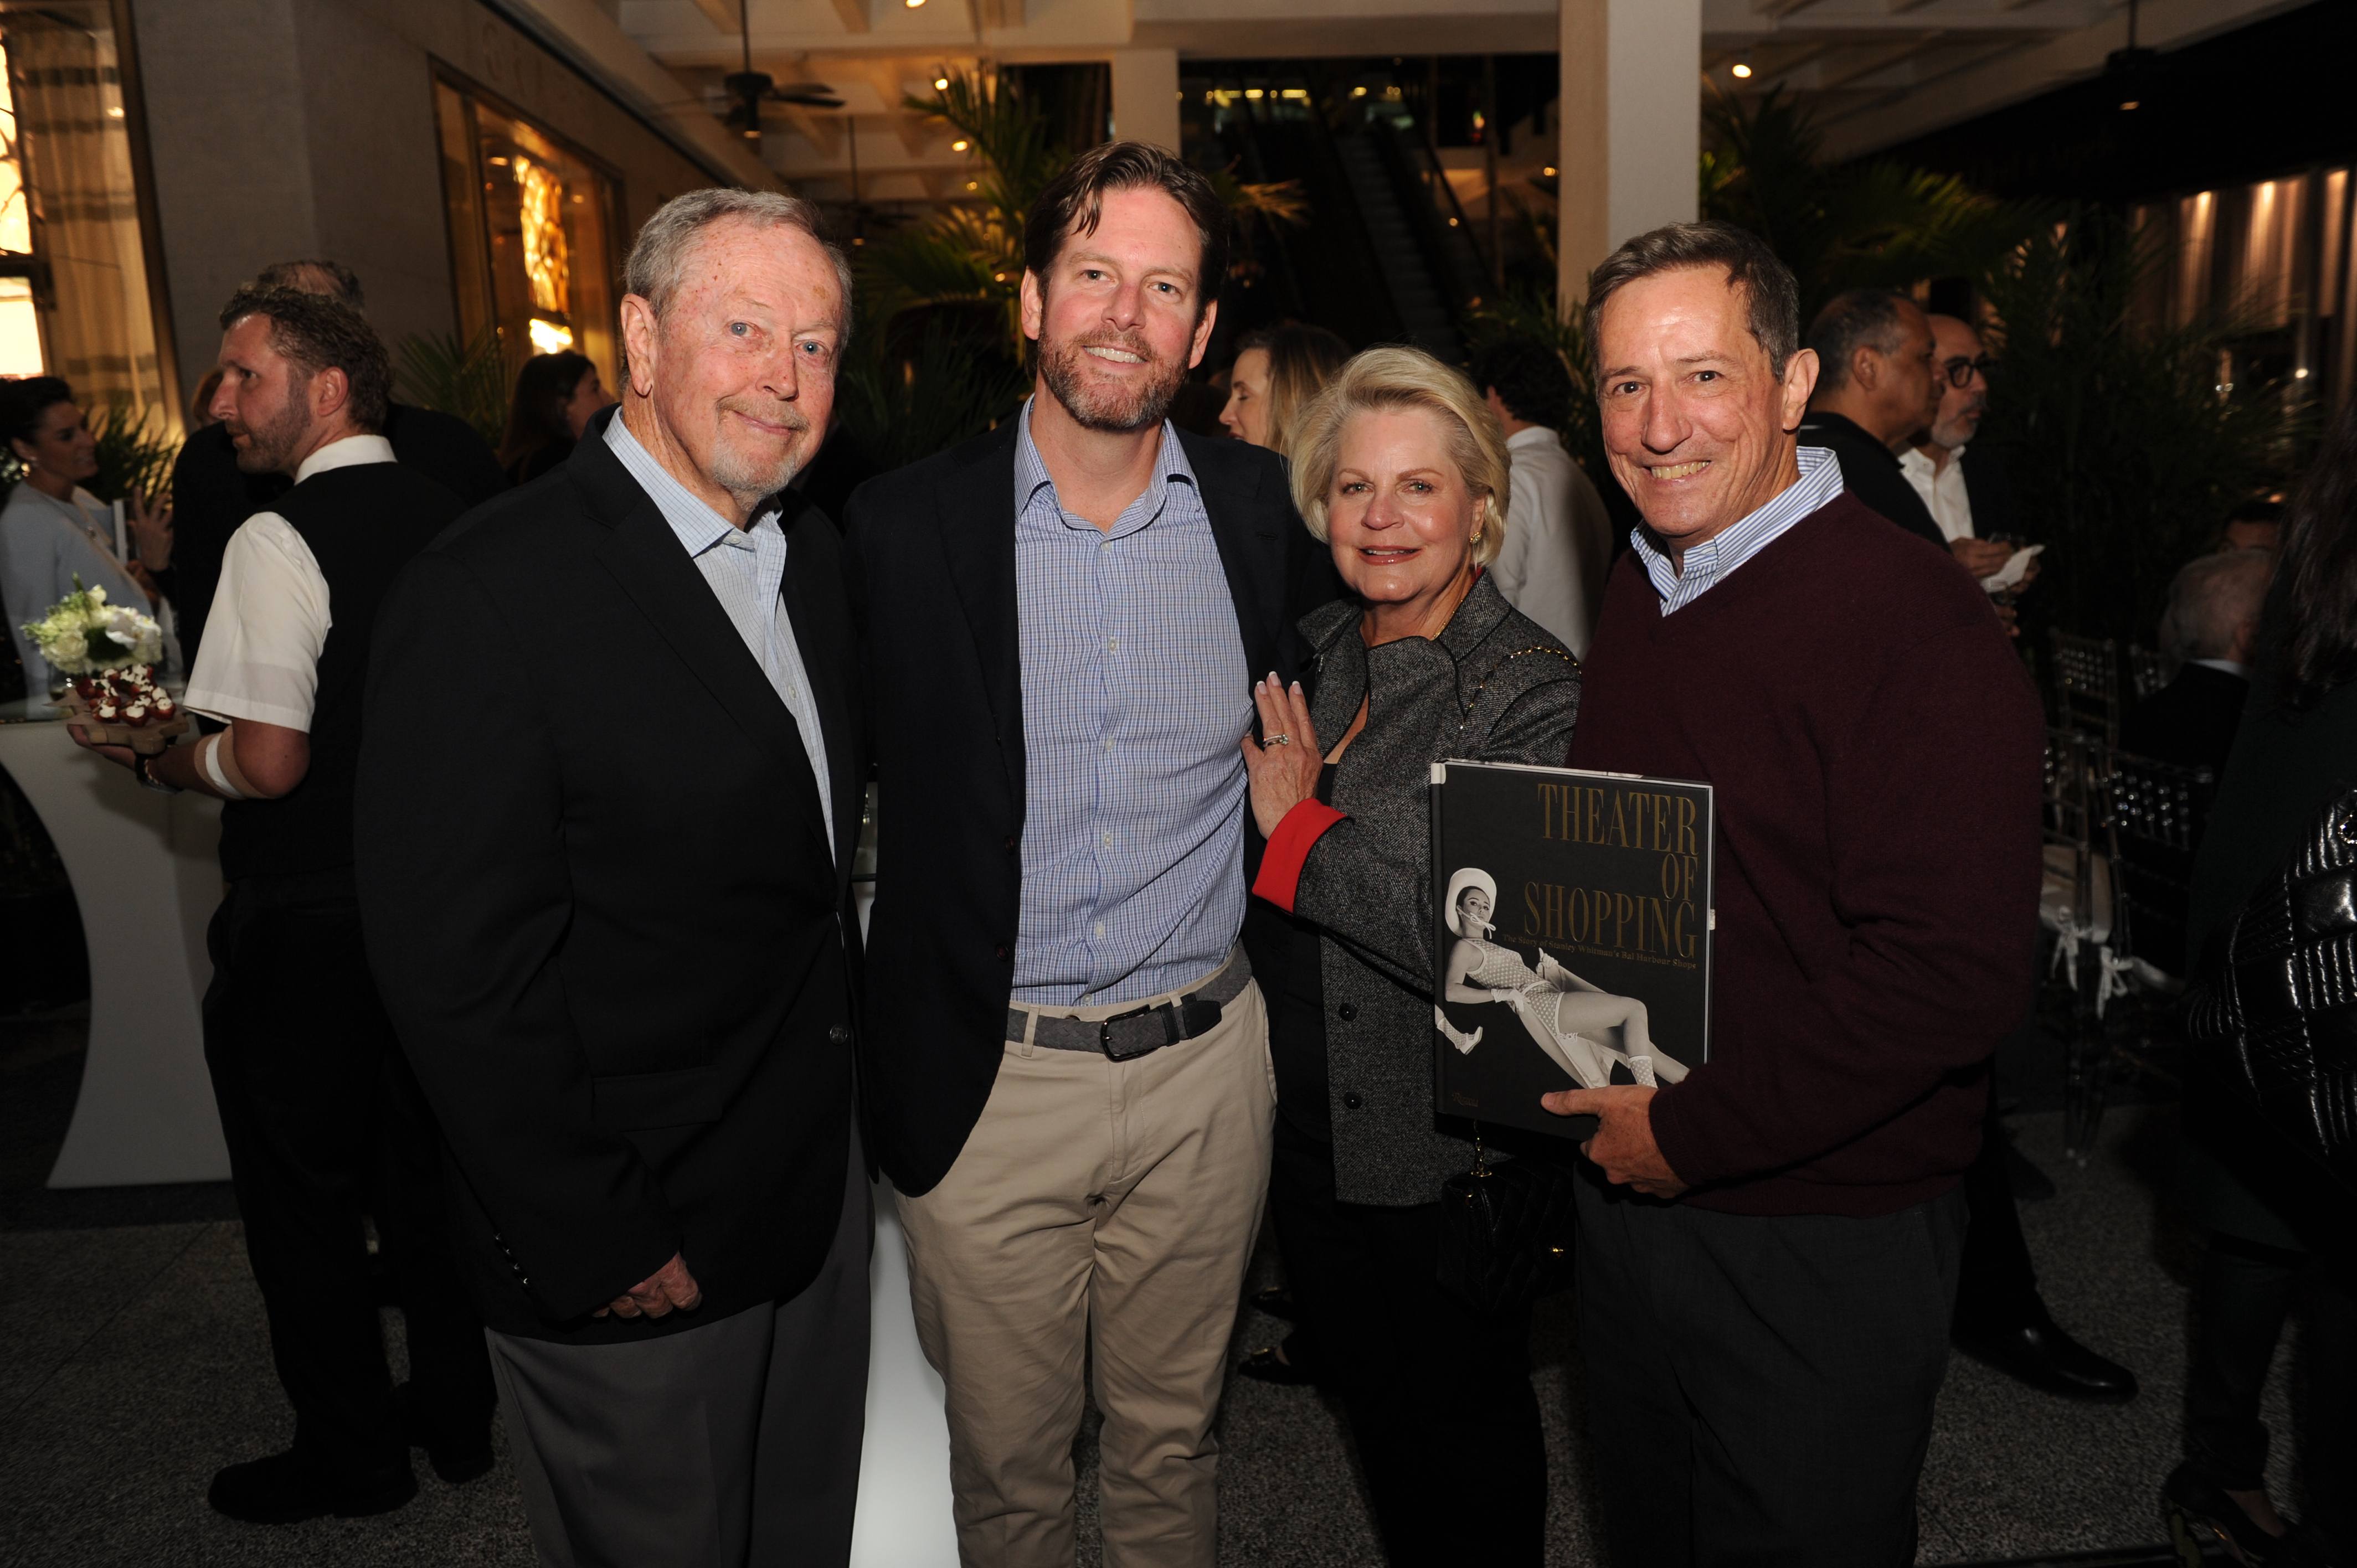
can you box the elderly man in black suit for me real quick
[2125,548,2274,773]
[355,190,867,1567]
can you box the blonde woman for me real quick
[1219,322,1350,451]
[1438,868,1689,1089]
[1242,345,1576,1566]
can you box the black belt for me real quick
[1007,952,1252,1062]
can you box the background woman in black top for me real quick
[2170,396,2357,1566]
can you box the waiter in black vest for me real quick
[71,285,492,1523]
[163,259,506,666]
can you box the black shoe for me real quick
[392,1381,495,1484]
[1954,1313,2139,1402]
[1250,1286,1299,1323]
[207,1451,416,1524]
[2163,1462,2289,1566]
[1236,1344,1316,1387]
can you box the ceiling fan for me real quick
[2103,0,2158,112]
[724,0,844,141]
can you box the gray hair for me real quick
[254,259,364,310]
[1585,220,1800,382]
[1806,289,1922,395]
[2163,547,2276,664]
[623,188,853,338]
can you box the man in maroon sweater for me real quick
[1544,222,2044,1567]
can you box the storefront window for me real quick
[434,72,619,391]
[0,1,177,427]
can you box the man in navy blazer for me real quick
[846,143,1336,1567]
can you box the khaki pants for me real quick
[897,962,1276,1568]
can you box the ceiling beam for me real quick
[1820,0,2313,158]
[1815,37,2029,128]
[830,0,870,34]
[1810,35,1942,92]
[685,0,735,32]
[1751,0,1829,16]
[779,102,842,161]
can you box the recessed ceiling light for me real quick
[1731,63,1753,79]
[933,76,949,91]
[966,180,979,190]
[951,138,969,151]
[905,0,925,8]
[1542,165,1557,177]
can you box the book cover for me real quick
[1430,761,1715,1142]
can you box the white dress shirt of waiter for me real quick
[887,146,1279,1568]
[1469,336,1614,659]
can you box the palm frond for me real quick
[394,329,510,450]
[1975,210,2315,645]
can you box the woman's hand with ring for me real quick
[1242,672,1323,838]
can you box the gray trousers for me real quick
[485,1132,872,1568]
[1574,1172,1966,1568]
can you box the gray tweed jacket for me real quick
[1290,574,1581,1205]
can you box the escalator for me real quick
[1331,131,1462,362]
[1197,69,1491,362]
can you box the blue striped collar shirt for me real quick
[1628,445,1845,615]
[604,413,833,855]
[1011,397,1251,1006]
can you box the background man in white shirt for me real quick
[1901,314,2035,583]
[1469,336,1614,658]
[71,287,490,1523]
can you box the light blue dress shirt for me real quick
[1011,399,1250,1006]
[604,415,833,855]
[1628,445,1845,613]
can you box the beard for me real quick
[708,395,814,504]
[1929,396,1984,452]
[1037,327,1188,434]
[227,379,313,476]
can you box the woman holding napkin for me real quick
[1242,346,1578,1568]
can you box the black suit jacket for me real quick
[355,412,862,1342]
[2121,661,2250,776]
[1797,410,1948,551]
[171,404,506,664]
[1959,448,2026,543]
[843,420,1339,1196]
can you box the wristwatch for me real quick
[131,749,182,795]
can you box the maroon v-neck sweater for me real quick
[1568,493,2044,1216]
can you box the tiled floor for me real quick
[0,1019,2308,1567]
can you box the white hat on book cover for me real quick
[1444,866,1498,937]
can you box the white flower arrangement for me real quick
[19,578,163,678]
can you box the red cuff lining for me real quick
[1252,800,1348,914]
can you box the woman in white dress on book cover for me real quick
[1437,867,1690,1089]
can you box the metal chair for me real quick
[2125,643,2170,704]
[2056,749,2216,1159]
[2038,730,2119,1159]
[2049,630,2122,744]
